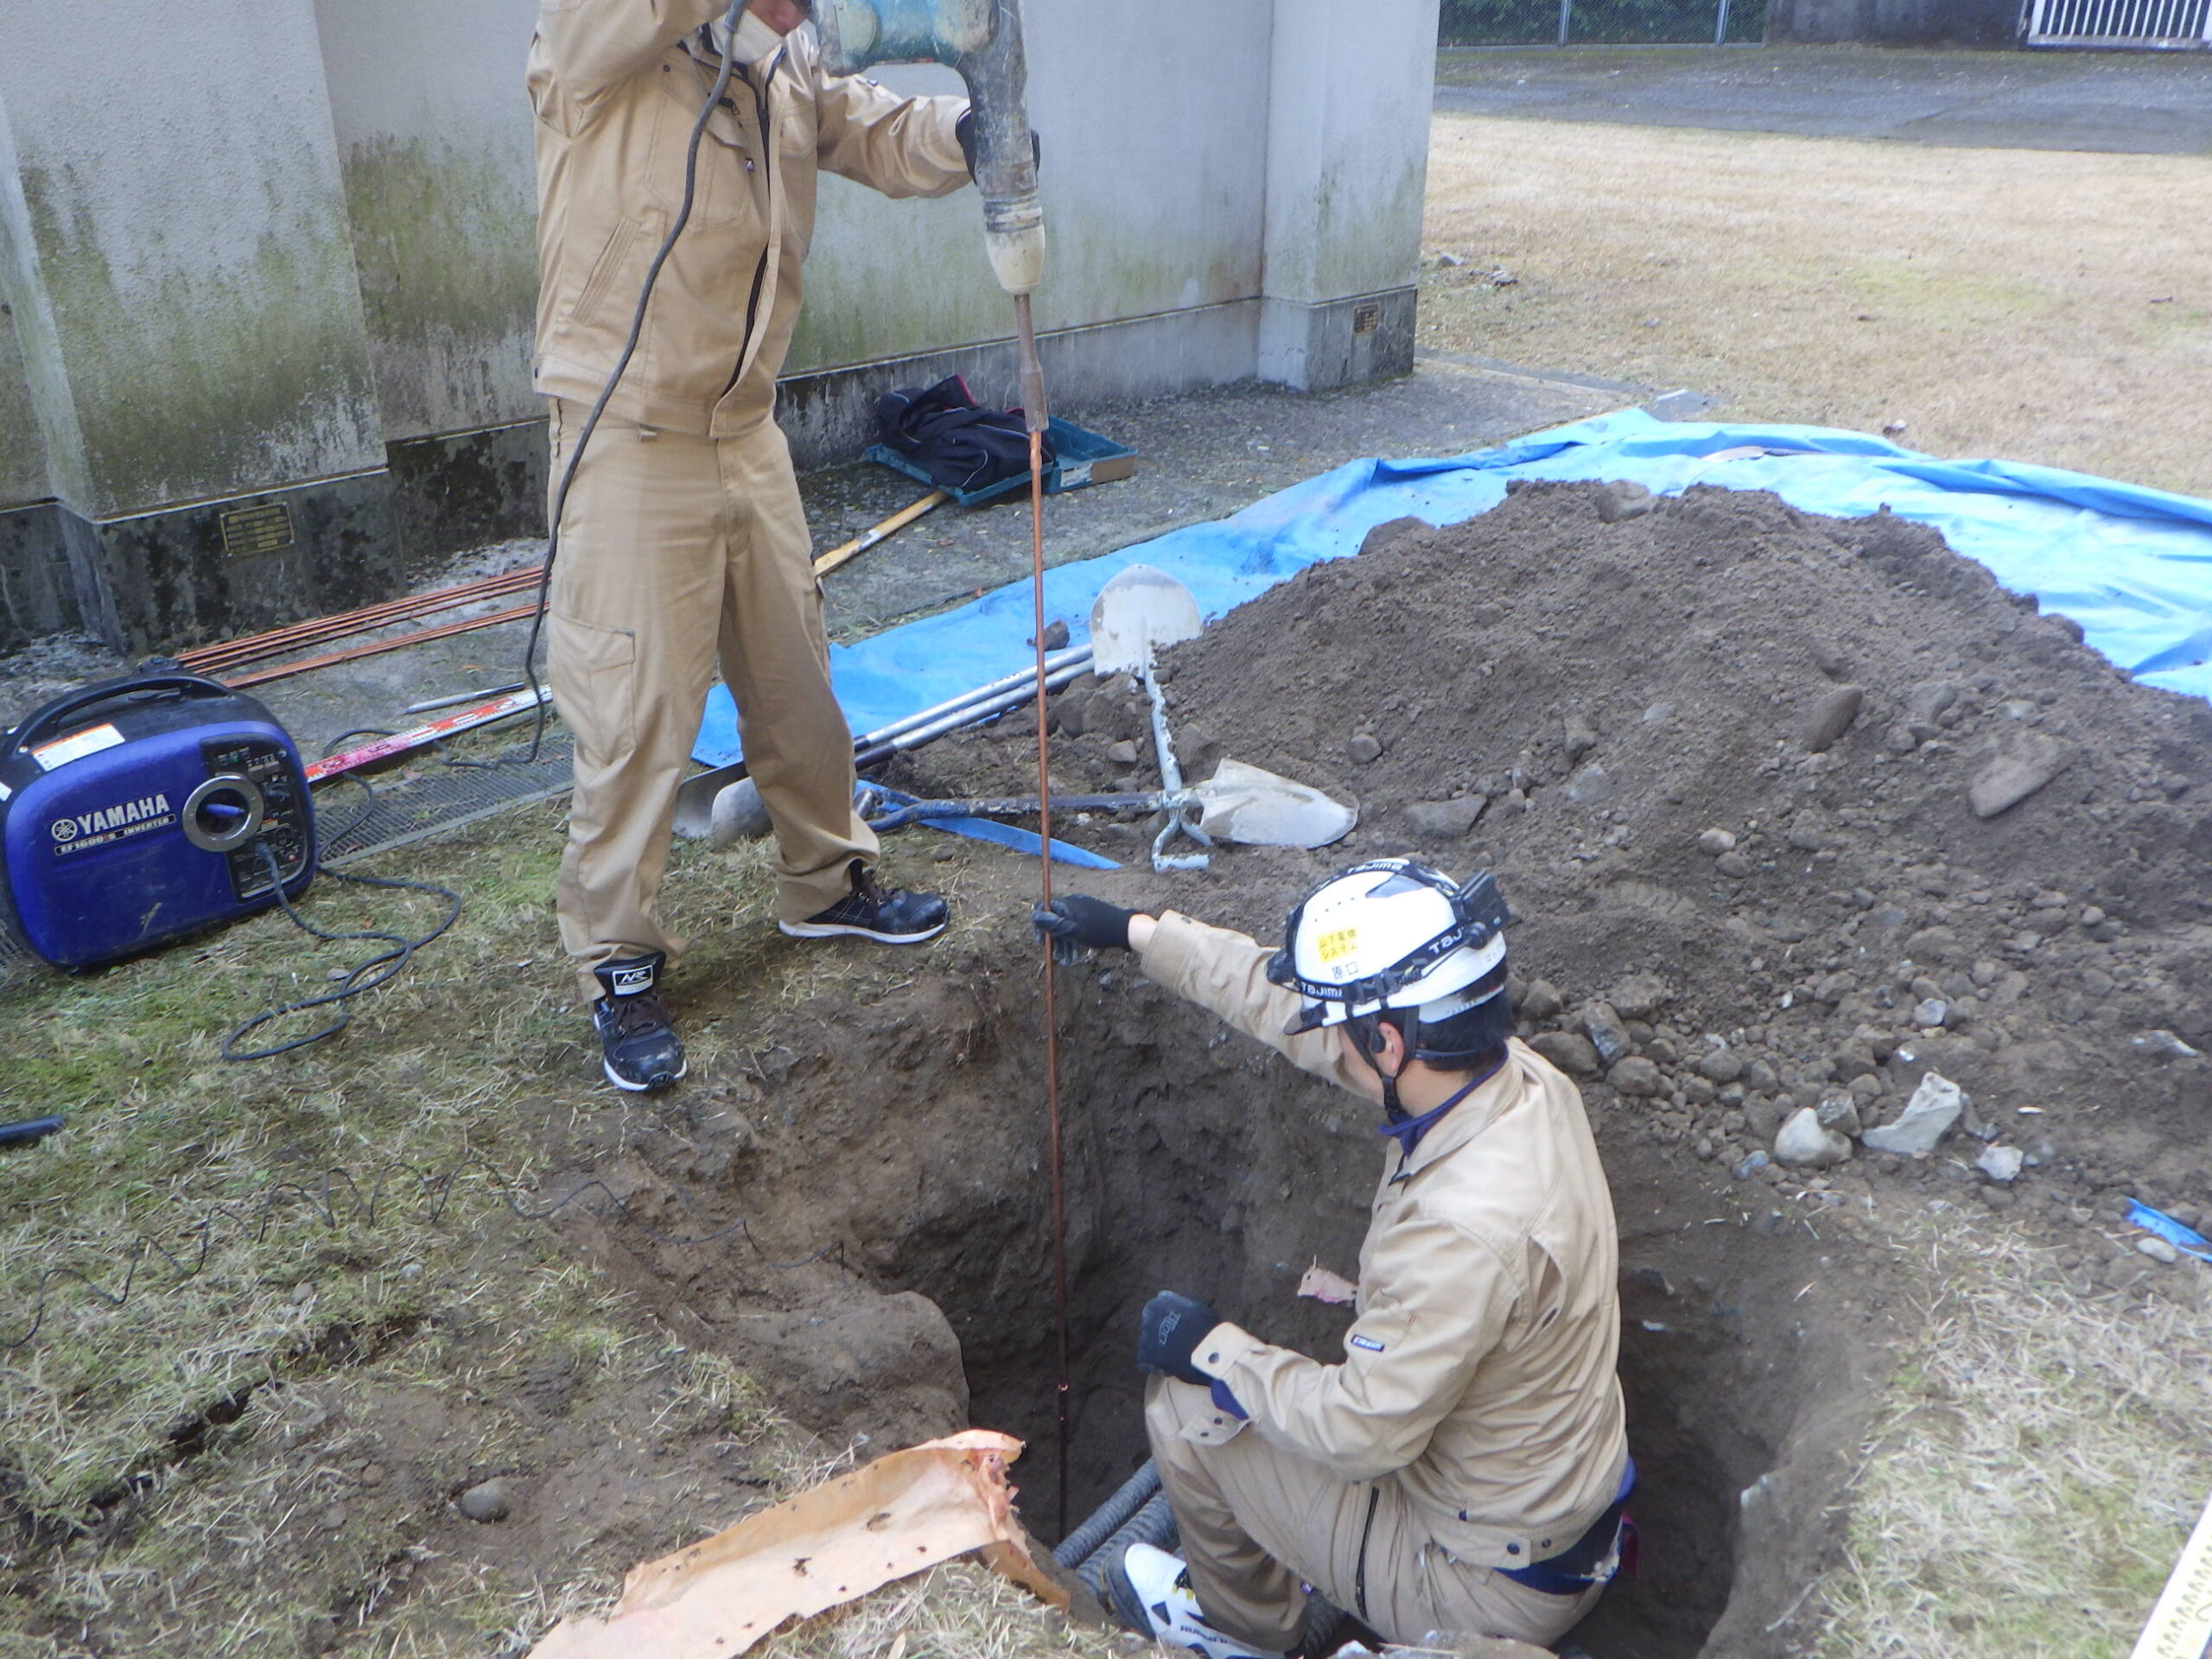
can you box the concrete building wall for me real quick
[0,299,45,509]
[1260,0,1438,390]
[314,0,543,442]
[0,0,1440,651]
[791,0,1273,372]
[0,0,384,520]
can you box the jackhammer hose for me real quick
[1061,1464,1346,1654]
[1052,1459,1162,1569]
[1073,1491,1180,1600]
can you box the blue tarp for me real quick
[695,408,2212,765]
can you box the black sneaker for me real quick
[590,953,686,1093]
[779,860,948,944]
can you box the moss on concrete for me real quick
[16,161,381,518]
[340,137,541,438]
[0,298,48,507]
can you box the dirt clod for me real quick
[1404,797,1487,839]
[1801,683,1864,752]
[457,1478,510,1522]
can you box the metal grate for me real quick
[2027,0,2210,45]
[316,737,574,866]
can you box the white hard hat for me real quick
[1266,860,1510,1036]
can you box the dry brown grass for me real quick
[758,1561,1125,1659]
[1818,1224,2212,1658]
[1421,115,2212,497]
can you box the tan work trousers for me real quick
[1146,1378,1604,1652]
[546,399,875,1001]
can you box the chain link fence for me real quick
[1440,0,1766,46]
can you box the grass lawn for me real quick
[1421,114,2212,498]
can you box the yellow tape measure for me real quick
[2133,1491,2212,1659]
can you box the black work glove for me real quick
[956,109,1041,180]
[1031,895,1136,965]
[1137,1290,1221,1386]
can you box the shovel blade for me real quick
[1191,759,1357,849]
[1090,563,1202,675]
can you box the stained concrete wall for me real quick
[785,0,1440,449]
[314,0,542,441]
[0,0,1440,649]
[0,0,383,521]
[1260,0,1438,389]
[0,299,44,508]
[791,0,1274,372]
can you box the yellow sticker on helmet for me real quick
[1315,926,1358,964]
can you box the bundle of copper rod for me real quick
[175,565,545,677]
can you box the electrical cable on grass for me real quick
[0,1153,843,1352]
[219,843,462,1062]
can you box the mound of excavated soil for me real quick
[576,480,2210,1659]
[907,480,2212,1239]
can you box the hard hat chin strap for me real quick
[1346,1010,1409,1123]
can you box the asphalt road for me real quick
[1434,43,2212,154]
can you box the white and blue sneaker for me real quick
[1107,1542,1287,1659]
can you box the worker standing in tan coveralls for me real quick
[1036,862,1632,1657]
[530,0,973,1092]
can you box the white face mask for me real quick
[713,9,789,65]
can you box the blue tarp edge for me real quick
[696,409,2212,766]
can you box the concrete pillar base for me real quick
[1258,288,1419,395]
[0,423,552,655]
[59,475,404,656]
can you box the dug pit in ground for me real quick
[585,479,2212,1657]
[584,940,1893,1659]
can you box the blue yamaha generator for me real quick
[0,673,315,968]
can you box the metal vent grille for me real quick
[318,738,575,866]
[2027,0,2209,44]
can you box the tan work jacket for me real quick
[1140,912,1630,1572]
[529,4,970,440]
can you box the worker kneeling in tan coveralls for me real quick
[530,0,976,1093]
[1035,862,1631,1658]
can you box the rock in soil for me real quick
[1529,1031,1599,1077]
[1595,479,1656,524]
[1800,683,1865,753]
[457,1479,510,1522]
[1862,1073,1966,1159]
[1775,1107,1853,1167]
[1583,1001,1632,1065]
[1404,797,1488,840]
[1969,734,2075,818]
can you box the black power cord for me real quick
[219,842,463,1062]
[517,0,756,762]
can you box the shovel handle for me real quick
[813,489,949,578]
